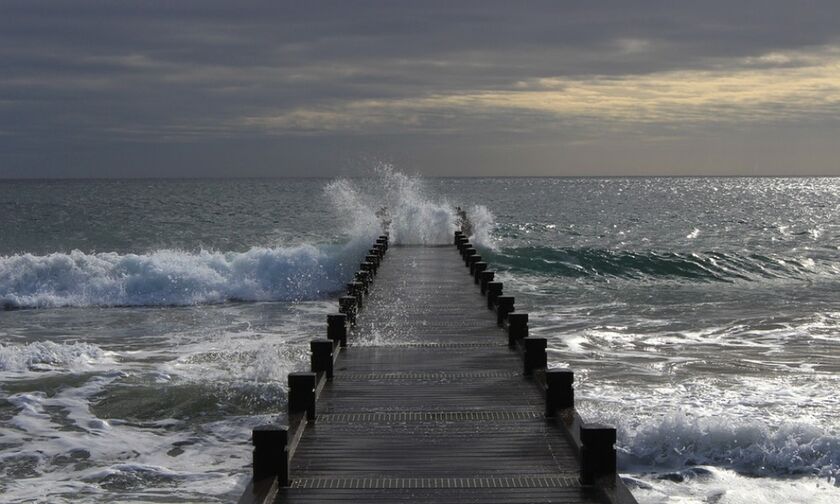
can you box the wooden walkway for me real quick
[240,234,637,504]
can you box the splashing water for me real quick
[325,163,495,247]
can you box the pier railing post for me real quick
[310,339,334,380]
[288,372,317,421]
[487,281,503,309]
[523,337,547,376]
[365,255,379,273]
[355,271,370,294]
[496,295,515,326]
[468,255,482,274]
[507,313,528,347]
[252,425,289,487]
[464,247,477,266]
[580,424,617,485]
[480,271,495,294]
[327,314,347,347]
[545,368,574,416]
[473,262,487,283]
[339,296,357,325]
[347,282,364,309]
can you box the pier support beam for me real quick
[311,339,334,380]
[339,296,357,325]
[487,282,503,309]
[252,425,289,487]
[496,295,515,326]
[523,337,547,376]
[545,368,574,416]
[468,255,482,275]
[507,313,528,347]
[580,424,617,485]
[480,271,495,295]
[288,372,317,421]
[327,314,347,348]
[473,262,487,284]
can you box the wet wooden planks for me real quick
[274,246,602,503]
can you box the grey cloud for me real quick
[2,1,840,177]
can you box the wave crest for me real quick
[622,412,840,480]
[0,243,365,309]
[492,246,820,282]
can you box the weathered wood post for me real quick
[458,239,469,256]
[464,247,477,266]
[355,271,370,294]
[310,339,334,380]
[487,281,503,309]
[347,282,364,309]
[545,368,574,417]
[468,255,482,274]
[365,254,379,273]
[252,425,289,486]
[454,230,463,245]
[580,424,617,485]
[480,271,495,294]
[327,313,347,347]
[523,337,547,376]
[338,295,357,325]
[496,295,515,326]
[288,372,317,421]
[473,262,487,284]
[507,313,528,347]
[360,261,374,278]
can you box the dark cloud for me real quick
[1,1,840,177]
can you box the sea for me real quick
[1,170,839,503]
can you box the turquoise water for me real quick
[1,174,839,502]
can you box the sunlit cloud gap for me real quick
[242,47,840,133]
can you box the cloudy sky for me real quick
[2,1,840,177]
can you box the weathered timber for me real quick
[241,240,636,504]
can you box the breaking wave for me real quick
[621,412,840,481]
[0,243,367,309]
[491,246,823,282]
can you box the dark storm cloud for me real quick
[2,1,840,176]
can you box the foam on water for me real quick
[0,341,116,374]
[630,466,840,504]
[0,242,366,309]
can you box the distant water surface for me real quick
[1,175,838,503]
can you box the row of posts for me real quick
[251,234,390,488]
[454,229,616,485]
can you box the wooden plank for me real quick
[271,245,615,503]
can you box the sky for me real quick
[2,1,840,178]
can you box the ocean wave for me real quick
[621,412,840,480]
[0,242,368,309]
[490,246,821,282]
[0,341,114,373]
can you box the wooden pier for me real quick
[239,232,637,504]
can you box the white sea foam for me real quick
[618,411,840,480]
[632,466,840,504]
[0,341,115,373]
[0,243,366,309]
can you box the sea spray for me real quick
[325,163,496,246]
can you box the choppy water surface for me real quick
[1,173,839,503]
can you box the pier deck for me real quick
[241,238,636,504]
